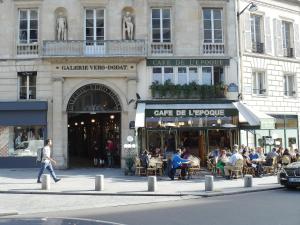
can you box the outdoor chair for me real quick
[134,157,146,176]
[188,156,201,178]
[263,157,278,175]
[230,159,244,179]
[282,155,291,167]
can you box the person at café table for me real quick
[251,147,265,177]
[169,149,191,180]
[224,147,243,180]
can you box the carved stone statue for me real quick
[122,11,134,40]
[56,13,67,41]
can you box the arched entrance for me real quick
[67,84,122,168]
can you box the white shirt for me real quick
[42,146,51,163]
[228,153,243,166]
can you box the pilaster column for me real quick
[52,77,66,168]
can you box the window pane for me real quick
[178,67,187,85]
[29,87,36,99]
[204,20,211,29]
[163,19,170,28]
[86,10,94,19]
[164,67,174,83]
[202,67,212,85]
[30,10,38,20]
[30,30,38,41]
[20,10,27,20]
[153,73,162,84]
[29,75,36,85]
[19,30,27,42]
[20,21,27,30]
[286,116,298,128]
[96,19,104,27]
[189,67,198,83]
[214,20,222,29]
[162,9,170,18]
[96,28,104,37]
[86,19,93,27]
[213,9,221,20]
[204,30,212,41]
[214,30,222,40]
[252,72,257,94]
[152,19,160,29]
[30,20,38,29]
[203,9,211,20]
[214,67,224,84]
[86,28,93,37]
[153,67,162,74]
[96,10,104,18]
[152,29,161,41]
[163,29,170,41]
[152,9,161,19]
[19,87,27,99]
[19,76,27,86]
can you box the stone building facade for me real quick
[238,0,300,151]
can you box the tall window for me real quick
[250,14,264,53]
[18,72,37,99]
[252,71,266,95]
[18,9,38,44]
[203,8,223,43]
[284,75,296,97]
[151,8,171,43]
[152,67,174,84]
[85,9,104,43]
[282,21,293,57]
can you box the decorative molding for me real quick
[80,0,108,7]
[147,0,174,7]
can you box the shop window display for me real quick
[0,126,45,157]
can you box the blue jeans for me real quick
[37,161,58,182]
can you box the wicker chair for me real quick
[135,157,146,176]
[230,159,244,179]
[263,157,278,175]
[188,156,201,178]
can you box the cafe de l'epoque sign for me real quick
[146,108,238,117]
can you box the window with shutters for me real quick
[18,72,37,100]
[250,14,264,53]
[282,21,294,58]
[284,75,296,97]
[252,71,267,96]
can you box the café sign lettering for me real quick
[146,59,230,67]
[151,109,225,117]
[55,64,135,71]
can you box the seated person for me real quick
[265,148,278,166]
[181,147,191,159]
[169,149,191,180]
[216,149,228,176]
[249,148,259,161]
[224,149,243,179]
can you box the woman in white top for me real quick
[37,139,61,183]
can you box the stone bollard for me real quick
[95,175,104,191]
[277,172,281,184]
[205,175,214,192]
[148,176,157,192]
[244,175,253,188]
[41,174,50,190]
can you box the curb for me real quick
[0,186,283,197]
[0,211,18,217]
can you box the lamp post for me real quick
[123,135,136,175]
[236,1,258,101]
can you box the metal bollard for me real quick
[41,174,50,190]
[148,176,157,192]
[205,175,214,191]
[244,175,253,187]
[95,175,104,191]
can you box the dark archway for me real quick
[67,84,122,168]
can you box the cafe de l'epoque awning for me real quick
[135,101,275,130]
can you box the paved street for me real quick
[3,189,300,225]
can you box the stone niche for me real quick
[122,7,135,40]
[54,7,68,41]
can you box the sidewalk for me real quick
[0,168,282,216]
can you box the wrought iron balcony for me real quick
[283,48,294,58]
[202,43,225,55]
[42,40,146,57]
[252,42,264,54]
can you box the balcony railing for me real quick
[150,43,173,55]
[252,42,264,54]
[17,43,39,56]
[203,43,224,55]
[283,48,294,58]
[42,40,146,57]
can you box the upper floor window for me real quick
[153,67,174,84]
[250,14,264,53]
[18,72,37,100]
[18,9,38,44]
[284,74,296,97]
[85,9,104,42]
[282,21,294,57]
[151,8,171,43]
[203,8,223,43]
[252,71,266,95]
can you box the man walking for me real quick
[37,139,61,183]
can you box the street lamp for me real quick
[236,2,258,100]
[237,2,258,17]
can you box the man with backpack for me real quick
[37,138,61,183]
